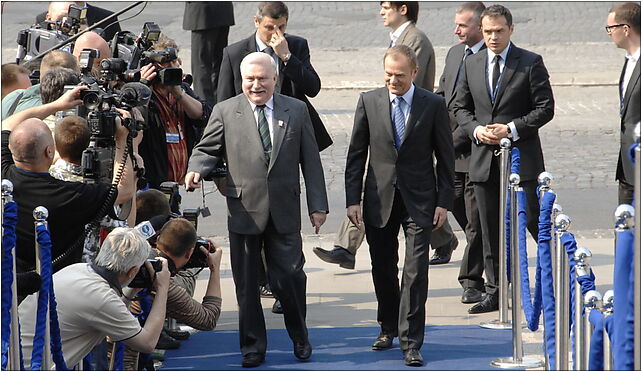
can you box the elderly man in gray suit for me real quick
[185,52,328,368]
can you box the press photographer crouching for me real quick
[1,86,138,276]
[18,227,170,368]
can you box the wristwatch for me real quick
[282,52,292,63]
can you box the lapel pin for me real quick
[278,120,285,127]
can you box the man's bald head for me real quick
[73,31,111,66]
[9,119,55,169]
[46,2,76,22]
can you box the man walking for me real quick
[453,4,554,314]
[345,45,454,366]
[186,53,328,368]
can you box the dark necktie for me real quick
[257,105,272,161]
[455,47,474,86]
[392,96,406,149]
[492,54,502,94]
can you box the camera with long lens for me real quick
[111,22,161,70]
[128,258,163,289]
[141,47,183,86]
[100,58,141,83]
[183,238,213,269]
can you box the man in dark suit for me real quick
[183,2,235,106]
[435,1,486,304]
[606,2,640,205]
[185,52,328,368]
[36,2,121,42]
[217,1,332,151]
[345,45,454,366]
[453,4,554,314]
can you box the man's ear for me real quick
[185,247,195,260]
[126,265,138,279]
[400,5,407,16]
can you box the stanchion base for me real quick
[491,356,544,369]
[479,320,512,330]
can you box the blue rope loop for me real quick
[537,191,556,368]
[510,147,521,175]
[1,201,19,370]
[588,309,605,370]
[31,224,68,371]
[613,230,635,370]
[114,342,125,371]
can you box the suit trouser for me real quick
[454,171,485,291]
[229,218,308,356]
[364,190,431,351]
[190,26,230,105]
[474,155,541,296]
[618,180,634,205]
[334,210,454,256]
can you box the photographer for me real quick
[36,1,122,42]
[138,35,212,189]
[18,227,170,367]
[39,66,80,133]
[1,86,138,273]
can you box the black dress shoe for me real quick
[259,284,274,298]
[312,246,355,269]
[242,353,265,368]
[429,237,458,265]
[271,299,283,314]
[293,341,312,360]
[461,288,483,304]
[403,348,424,367]
[165,327,190,340]
[468,294,499,314]
[372,333,393,350]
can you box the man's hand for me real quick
[309,211,327,234]
[203,240,222,272]
[486,123,509,141]
[184,171,202,191]
[148,257,170,292]
[347,205,363,229]
[140,64,157,85]
[114,109,132,143]
[432,206,448,231]
[52,85,87,111]
[270,27,290,61]
[476,126,501,145]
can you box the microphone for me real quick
[119,82,152,108]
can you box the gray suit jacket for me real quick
[188,93,328,235]
[617,58,640,185]
[453,44,555,182]
[345,87,455,229]
[398,23,436,92]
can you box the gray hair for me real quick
[240,52,278,77]
[95,227,150,274]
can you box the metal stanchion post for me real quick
[602,290,614,370]
[3,180,21,371]
[633,123,640,371]
[491,176,543,369]
[583,291,602,370]
[573,247,592,370]
[551,203,562,285]
[481,138,512,330]
[108,339,117,371]
[554,214,571,370]
[34,206,52,371]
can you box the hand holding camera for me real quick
[146,256,170,292]
[202,240,222,272]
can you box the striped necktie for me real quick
[392,96,406,149]
[257,105,272,161]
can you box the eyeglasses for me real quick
[605,23,628,34]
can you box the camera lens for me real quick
[82,92,99,110]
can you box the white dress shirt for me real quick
[248,96,275,143]
[389,84,415,125]
[622,47,640,98]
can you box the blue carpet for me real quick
[160,325,520,370]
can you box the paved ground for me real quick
[1,2,632,369]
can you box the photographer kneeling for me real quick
[18,228,170,368]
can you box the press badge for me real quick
[166,132,180,144]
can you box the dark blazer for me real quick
[453,44,554,182]
[182,2,235,30]
[345,87,455,229]
[36,3,121,42]
[617,58,640,185]
[435,42,486,172]
[217,33,333,151]
[188,93,328,235]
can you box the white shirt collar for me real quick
[389,83,415,105]
[626,47,640,63]
[255,33,270,52]
[389,21,412,46]
[248,96,274,113]
[468,39,485,54]
[487,41,512,62]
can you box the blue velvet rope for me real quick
[537,191,556,368]
[516,190,543,331]
[588,309,605,370]
[561,232,581,369]
[114,342,124,371]
[82,352,93,370]
[511,147,521,175]
[1,201,19,370]
[613,230,634,370]
[504,147,521,283]
[31,224,68,370]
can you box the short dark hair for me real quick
[384,44,418,70]
[156,218,197,258]
[481,4,512,27]
[40,50,79,77]
[54,116,90,164]
[135,189,171,224]
[457,2,486,24]
[386,2,419,23]
[610,2,641,35]
[256,1,289,21]
[40,67,80,104]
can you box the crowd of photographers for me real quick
[1,2,226,370]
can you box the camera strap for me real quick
[6,93,25,116]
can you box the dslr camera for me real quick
[128,258,163,289]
